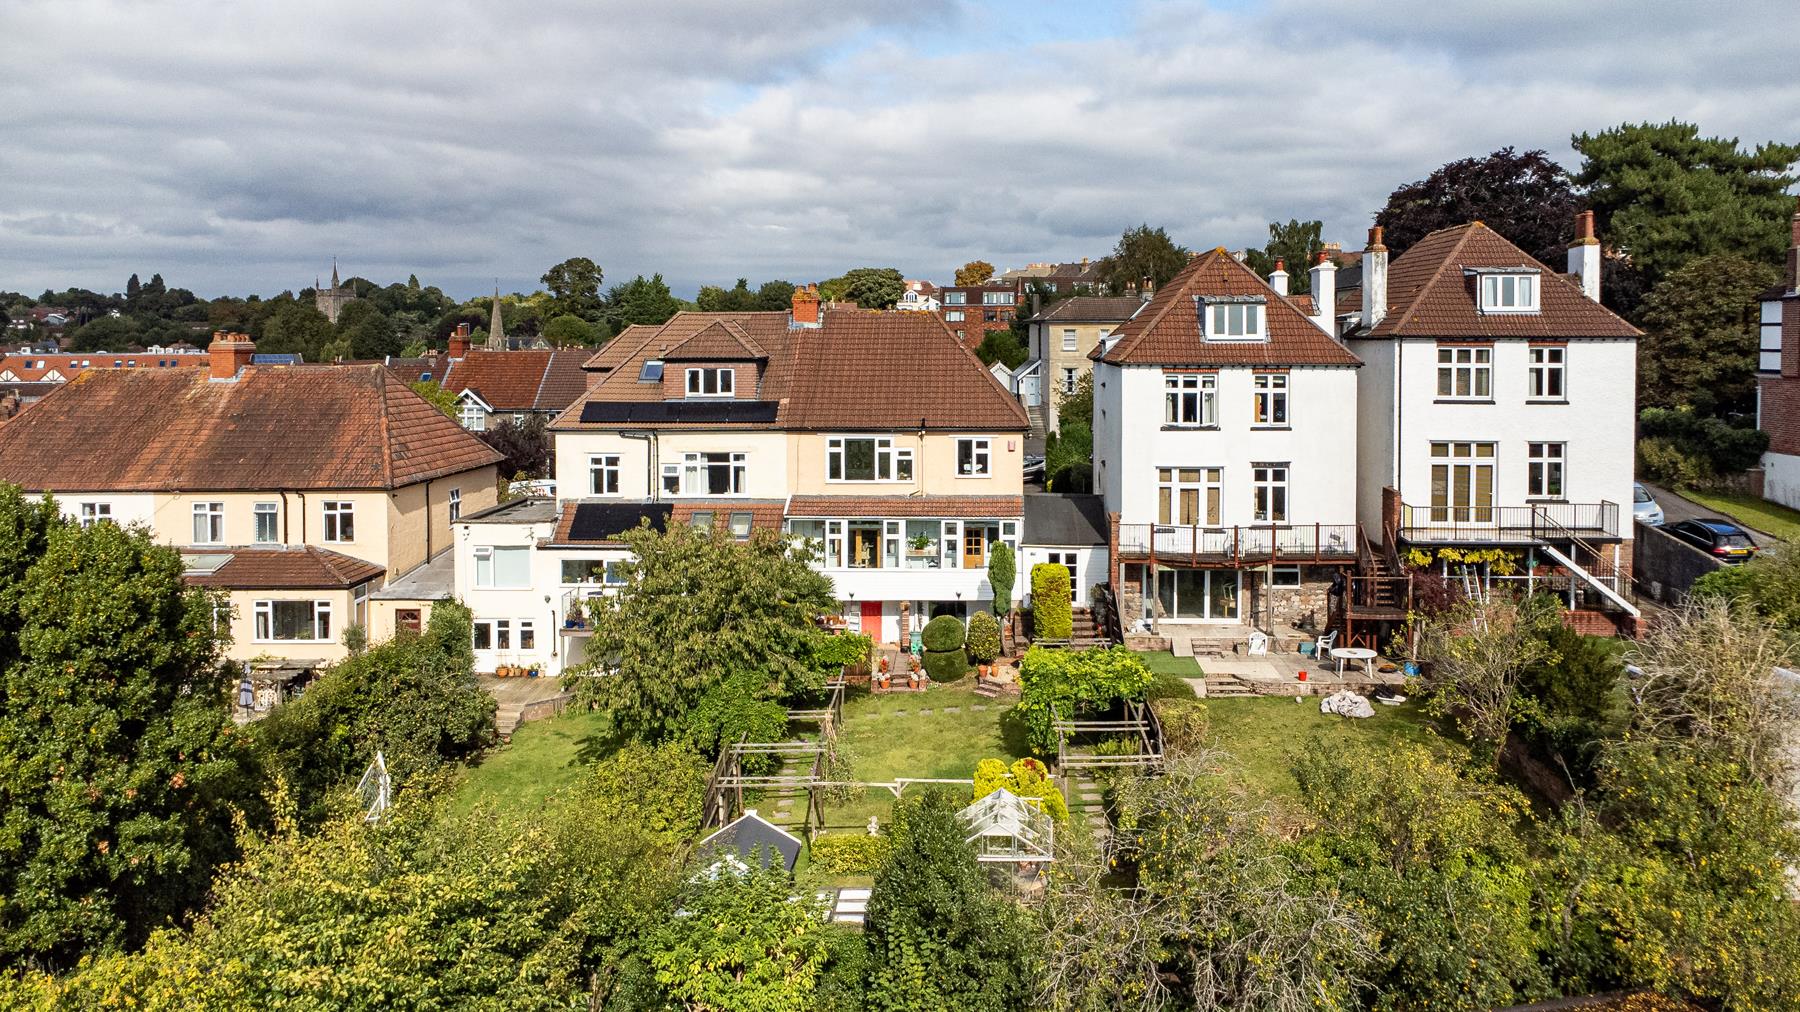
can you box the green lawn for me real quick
[449,706,614,818]
[1200,696,1446,800]
[1679,489,1800,542]
[836,680,1026,783]
[1134,651,1204,678]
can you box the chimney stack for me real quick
[791,283,820,328]
[1268,259,1289,297]
[1309,251,1337,329]
[448,322,472,359]
[1787,195,1800,292]
[1362,226,1388,329]
[207,331,255,381]
[1567,210,1601,303]
[1140,275,1154,303]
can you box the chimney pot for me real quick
[1367,226,1386,251]
[207,330,256,381]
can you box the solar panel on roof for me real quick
[578,400,779,424]
[566,503,672,542]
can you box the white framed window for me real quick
[956,438,991,476]
[1528,346,1565,400]
[1045,550,1078,587]
[459,399,486,431]
[1061,328,1077,351]
[1479,273,1539,313]
[352,582,369,628]
[473,545,532,588]
[1430,441,1497,522]
[1205,301,1264,341]
[1271,565,1302,587]
[472,618,512,651]
[1436,346,1492,400]
[562,558,630,585]
[448,488,461,522]
[78,502,112,528]
[518,620,536,651]
[322,501,355,543]
[253,502,278,543]
[1157,467,1222,526]
[253,599,332,642]
[667,452,747,496]
[982,291,1015,305]
[827,437,914,482]
[944,291,967,305]
[192,502,224,544]
[1528,442,1566,499]
[945,310,965,322]
[1163,373,1217,427]
[1061,367,1078,394]
[1760,300,1783,373]
[1252,373,1288,426]
[589,454,621,495]
[684,367,735,397]
[1252,463,1288,523]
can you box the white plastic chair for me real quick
[1314,630,1338,656]
[1247,631,1270,656]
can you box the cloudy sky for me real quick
[3,0,1798,300]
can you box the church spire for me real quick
[330,258,340,290]
[487,285,506,350]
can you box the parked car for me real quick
[1666,518,1757,563]
[1632,482,1664,527]
[1022,455,1046,482]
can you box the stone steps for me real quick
[1202,676,1256,698]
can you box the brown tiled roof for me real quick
[583,324,656,371]
[664,320,767,361]
[1034,296,1144,323]
[554,309,1028,433]
[182,546,385,589]
[786,494,1024,518]
[0,363,502,491]
[1097,250,1361,368]
[672,500,787,532]
[1365,223,1641,339]
[439,350,591,412]
[1285,294,1317,316]
[0,352,208,382]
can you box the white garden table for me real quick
[1330,646,1378,678]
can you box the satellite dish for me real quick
[356,750,391,824]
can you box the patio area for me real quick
[478,674,572,738]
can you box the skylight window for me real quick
[639,359,664,382]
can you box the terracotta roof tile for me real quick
[663,320,767,361]
[438,350,591,412]
[1365,223,1641,339]
[182,546,385,589]
[0,364,501,491]
[1033,296,1144,323]
[1098,250,1361,368]
[672,500,788,533]
[786,494,1024,517]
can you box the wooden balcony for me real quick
[1116,523,1361,567]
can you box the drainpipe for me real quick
[622,431,655,499]
[296,492,307,544]
[424,477,435,562]
[280,491,290,543]
[912,417,926,498]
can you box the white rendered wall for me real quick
[1020,545,1105,607]
[553,429,793,502]
[453,515,560,674]
[1764,451,1800,511]
[50,492,156,530]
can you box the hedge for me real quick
[921,615,966,653]
[1014,645,1153,755]
[1149,697,1209,753]
[815,632,873,669]
[1031,563,1073,640]
[811,832,892,874]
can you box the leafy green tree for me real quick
[572,524,838,743]
[833,267,906,309]
[1241,219,1326,293]
[409,379,460,418]
[973,327,1027,369]
[540,312,600,347]
[333,299,400,359]
[648,863,832,1012]
[253,601,494,818]
[540,256,606,321]
[864,789,1033,1012]
[1415,594,1560,764]
[1292,741,1548,1010]
[1045,420,1093,493]
[1638,254,1780,417]
[987,540,1015,616]
[696,277,761,312]
[1374,147,1582,265]
[1098,224,1189,295]
[478,415,551,479]
[1573,122,1800,289]
[0,486,254,967]
[954,260,995,286]
[258,300,334,360]
[60,314,141,352]
[604,274,682,331]
[755,279,797,311]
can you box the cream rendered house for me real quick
[0,333,503,665]
[1022,296,1142,431]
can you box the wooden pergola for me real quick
[1053,698,1165,775]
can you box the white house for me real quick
[1090,249,1362,633]
[1344,216,1642,627]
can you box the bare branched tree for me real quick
[1035,832,1181,1012]
[1416,593,1559,763]
[1628,597,1800,792]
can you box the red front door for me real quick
[860,601,884,641]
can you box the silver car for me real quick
[1633,482,1665,527]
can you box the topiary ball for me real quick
[923,649,970,682]
[921,614,966,653]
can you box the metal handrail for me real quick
[1116,522,1361,561]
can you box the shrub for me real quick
[987,541,1016,614]
[966,611,1002,664]
[1637,406,1769,483]
[1146,671,1197,700]
[816,632,873,669]
[811,832,892,874]
[1032,563,1074,640]
[1014,645,1154,755]
[971,755,1070,819]
[1150,698,1208,753]
[922,614,966,653]
[923,648,971,682]
[1636,436,1711,487]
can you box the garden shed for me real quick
[696,810,804,873]
[957,788,1054,864]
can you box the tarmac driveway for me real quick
[1637,481,1779,549]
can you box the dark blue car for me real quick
[1667,519,1757,563]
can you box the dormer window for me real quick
[639,359,664,382]
[1474,270,1540,314]
[1201,296,1265,341]
[685,367,734,397]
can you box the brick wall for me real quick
[1760,363,1800,456]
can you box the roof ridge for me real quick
[1380,224,1480,334]
[1102,252,1214,361]
[375,364,396,487]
